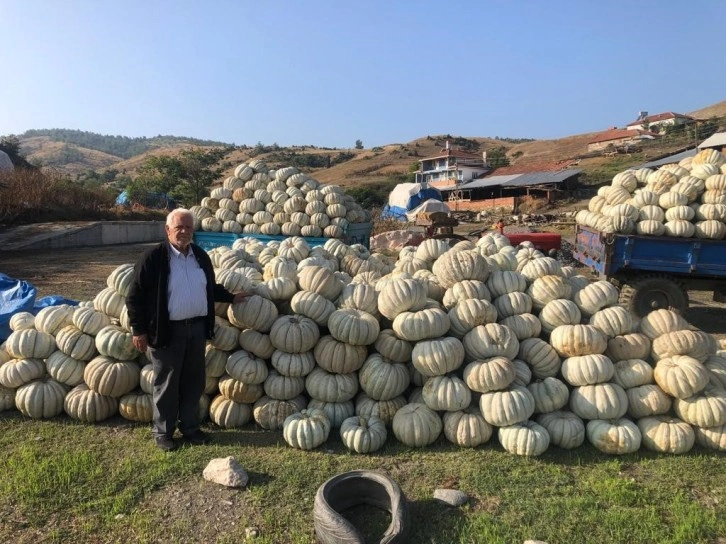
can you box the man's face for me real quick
[166,214,194,250]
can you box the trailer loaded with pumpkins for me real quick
[574,148,726,317]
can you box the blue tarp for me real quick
[380,183,445,221]
[0,273,78,342]
[115,191,176,209]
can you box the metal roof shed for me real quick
[698,132,726,150]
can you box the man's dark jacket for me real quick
[126,242,234,348]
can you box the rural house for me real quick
[417,142,489,188]
[587,128,659,153]
[626,111,695,132]
[697,131,726,153]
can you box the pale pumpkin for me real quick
[586,418,643,455]
[5,329,56,359]
[479,385,535,427]
[358,354,410,401]
[422,375,471,412]
[84,355,140,397]
[45,350,86,386]
[355,394,407,427]
[463,323,519,361]
[305,367,359,403]
[570,383,628,420]
[392,403,442,447]
[227,295,278,332]
[448,299,498,338]
[442,407,493,447]
[95,325,137,361]
[314,335,368,373]
[463,356,516,393]
[536,411,585,450]
[411,337,465,377]
[0,357,45,388]
[672,385,726,428]
[653,355,709,399]
[340,415,388,453]
[15,378,68,419]
[64,384,118,423]
[118,391,154,422]
[498,420,550,456]
[538,299,582,334]
[392,308,450,342]
[527,377,569,413]
[55,325,97,361]
[289,291,336,327]
[637,416,694,454]
[219,375,264,404]
[226,350,269,384]
[327,309,380,346]
[693,425,726,451]
[606,333,651,362]
[253,395,307,430]
[560,354,615,386]
[612,359,654,389]
[283,409,331,450]
[549,324,607,357]
[626,384,672,419]
[517,338,561,379]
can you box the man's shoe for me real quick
[183,430,211,445]
[154,435,177,451]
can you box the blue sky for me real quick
[2,0,725,148]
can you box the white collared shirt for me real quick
[167,243,208,320]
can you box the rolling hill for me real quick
[10,100,726,185]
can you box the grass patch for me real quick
[0,412,724,543]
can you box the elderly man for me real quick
[126,208,248,451]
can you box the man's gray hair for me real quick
[166,208,194,226]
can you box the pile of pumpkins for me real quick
[1,233,725,457]
[576,148,726,239]
[191,159,371,239]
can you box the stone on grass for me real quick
[524,540,549,544]
[433,488,468,507]
[203,456,249,488]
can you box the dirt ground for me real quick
[1,241,725,342]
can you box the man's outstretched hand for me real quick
[233,292,252,304]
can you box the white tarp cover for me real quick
[405,198,450,221]
[0,150,13,172]
[387,182,425,207]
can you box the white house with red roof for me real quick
[418,142,489,188]
[587,128,659,152]
[626,111,695,132]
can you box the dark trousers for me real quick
[148,319,206,438]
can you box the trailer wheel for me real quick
[619,275,689,318]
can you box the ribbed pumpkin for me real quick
[653,355,709,399]
[84,355,139,397]
[227,295,278,332]
[9,312,36,331]
[64,384,118,422]
[637,416,694,454]
[307,399,355,428]
[5,329,56,359]
[672,385,726,428]
[271,350,315,378]
[500,313,542,341]
[486,270,527,298]
[422,375,471,412]
[298,265,344,300]
[463,356,516,393]
[340,415,388,453]
[518,338,561,379]
[448,299,498,338]
[638,309,689,340]
[219,375,264,404]
[651,330,717,363]
[560,354,614,386]
[327,309,380,346]
[588,306,633,338]
[612,359,653,389]
[119,391,153,422]
[527,377,569,413]
[283,409,331,450]
[268,315,320,354]
[0,357,46,388]
[377,278,428,320]
[693,425,726,451]
[479,385,535,426]
[626,384,672,418]
[392,403,442,447]
[107,263,135,297]
[35,305,74,335]
[226,350,268,384]
[570,383,628,420]
[314,335,368,373]
[263,370,305,400]
[442,280,491,309]
[606,333,651,361]
[45,351,85,386]
[493,292,533,319]
[520,257,562,283]
[55,325,97,361]
[95,325,137,361]
[336,282,379,315]
[411,337,465,377]
[15,378,68,419]
[498,420,550,456]
[72,306,111,336]
[527,275,572,311]
[358,355,410,401]
[536,411,585,449]
[289,291,336,327]
[572,281,619,316]
[209,395,252,428]
[432,249,489,288]
[538,299,582,334]
[586,418,641,455]
[463,323,519,361]
[253,395,306,430]
[550,325,607,357]
[211,318,239,351]
[392,308,450,342]
[305,367,358,403]
[442,407,493,447]
[355,394,407,427]
[93,287,125,319]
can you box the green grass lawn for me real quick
[0,412,723,544]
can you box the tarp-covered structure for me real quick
[115,191,176,209]
[381,182,449,221]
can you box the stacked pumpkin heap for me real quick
[1,233,725,456]
[191,159,371,239]
[576,148,726,239]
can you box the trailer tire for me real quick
[619,275,689,318]
[313,470,409,544]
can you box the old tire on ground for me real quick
[619,275,689,318]
[314,470,409,544]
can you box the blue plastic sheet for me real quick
[0,274,78,342]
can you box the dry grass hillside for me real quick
[14,99,726,187]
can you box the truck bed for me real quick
[574,226,726,278]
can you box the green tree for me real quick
[486,146,510,168]
[355,139,364,149]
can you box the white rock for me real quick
[433,488,468,507]
[202,456,249,488]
